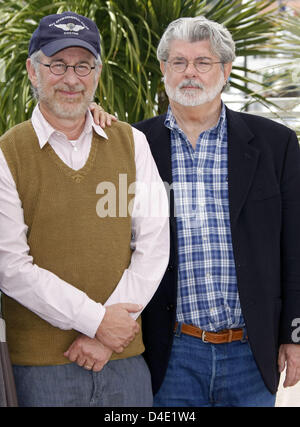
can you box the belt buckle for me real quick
[202,330,208,343]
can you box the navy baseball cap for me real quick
[28,11,101,58]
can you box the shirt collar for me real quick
[31,104,108,148]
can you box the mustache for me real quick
[178,79,204,89]
[54,83,85,92]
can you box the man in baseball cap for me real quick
[0,11,169,407]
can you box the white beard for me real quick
[164,73,225,107]
[35,74,97,120]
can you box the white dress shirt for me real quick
[0,105,169,338]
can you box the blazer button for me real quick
[166,304,174,311]
[167,265,174,271]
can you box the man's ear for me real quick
[95,64,102,83]
[26,58,38,88]
[223,62,232,82]
[160,61,166,75]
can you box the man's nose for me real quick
[62,66,80,84]
[184,61,198,77]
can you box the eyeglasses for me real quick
[37,61,96,77]
[167,58,223,73]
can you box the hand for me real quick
[89,102,117,128]
[64,335,112,372]
[95,303,142,353]
[278,344,300,387]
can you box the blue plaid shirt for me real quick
[165,103,245,332]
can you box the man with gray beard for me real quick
[131,16,300,406]
[0,11,169,406]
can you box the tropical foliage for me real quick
[263,14,300,97]
[0,0,298,134]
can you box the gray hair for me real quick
[157,16,236,63]
[29,49,102,100]
[29,50,42,100]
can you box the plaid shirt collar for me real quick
[164,101,227,142]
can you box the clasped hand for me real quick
[64,303,142,371]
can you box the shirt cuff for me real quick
[72,299,105,338]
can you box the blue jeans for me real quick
[154,324,276,407]
[13,355,152,407]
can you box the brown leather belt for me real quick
[174,322,245,344]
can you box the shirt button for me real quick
[206,273,211,279]
[74,147,78,152]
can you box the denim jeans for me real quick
[13,355,152,407]
[154,324,276,407]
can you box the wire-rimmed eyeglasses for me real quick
[166,58,224,73]
[37,61,96,77]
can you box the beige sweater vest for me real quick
[0,119,144,365]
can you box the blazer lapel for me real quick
[144,114,178,249]
[146,114,172,185]
[226,108,260,226]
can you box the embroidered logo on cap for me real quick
[49,15,89,35]
[54,23,85,32]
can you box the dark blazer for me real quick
[133,107,300,395]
